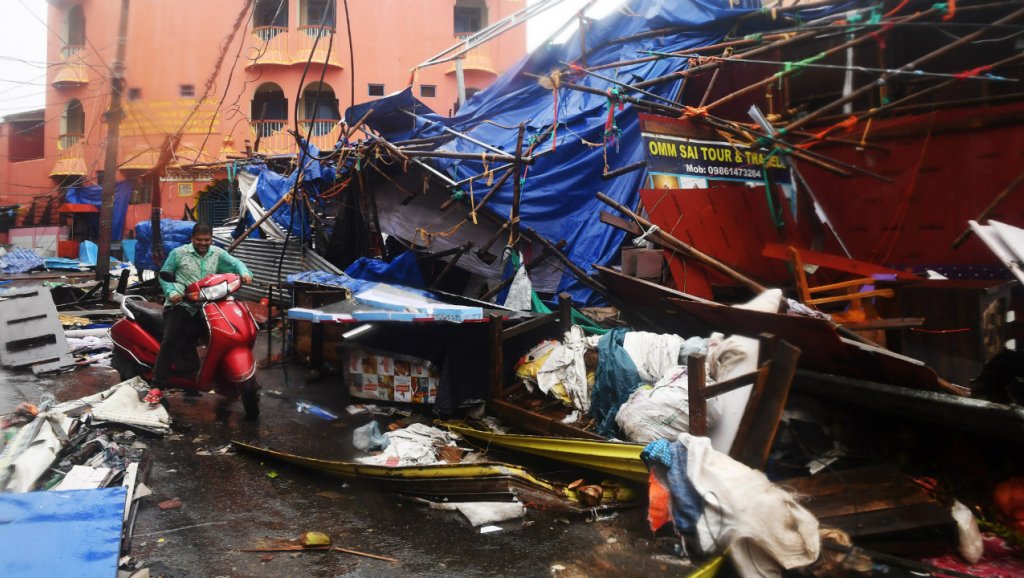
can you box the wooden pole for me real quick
[952,169,1024,249]
[783,6,1024,134]
[509,123,526,250]
[95,0,130,298]
[595,192,768,293]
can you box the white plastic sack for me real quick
[352,421,390,452]
[616,366,718,444]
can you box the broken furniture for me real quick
[876,278,1015,388]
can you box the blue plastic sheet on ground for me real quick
[122,238,137,264]
[0,247,46,273]
[65,180,132,241]
[79,240,98,265]
[344,251,425,289]
[134,219,195,271]
[288,270,434,299]
[591,328,642,437]
[345,0,849,304]
[243,142,337,238]
[0,486,127,578]
[44,257,83,271]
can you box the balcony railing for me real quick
[294,25,342,67]
[50,133,86,176]
[299,119,343,151]
[248,26,292,67]
[445,32,497,76]
[52,45,89,87]
[251,121,292,155]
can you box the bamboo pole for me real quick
[595,192,767,293]
[952,169,1024,249]
[783,5,1024,134]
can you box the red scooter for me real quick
[110,272,261,418]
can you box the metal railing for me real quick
[251,120,287,138]
[57,133,83,151]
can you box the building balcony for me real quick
[49,133,86,177]
[292,26,343,68]
[299,119,343,152]
[251,120,293,156]
[52,45,90,88]
[445,33,497,76]
[120,146,159,171]
[246,26,293,68]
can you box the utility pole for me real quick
[95,0,129,298]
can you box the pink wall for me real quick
[1,0,526,236]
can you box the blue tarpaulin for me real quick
[0,487,127,578]
[65,181,132,241]
[344,251,425,289]
[134,219,195,271]
[243,142,337,238]
[0,247,45,273]
[345,0,846,304]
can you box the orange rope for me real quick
[883,0,911,18]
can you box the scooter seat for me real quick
[125,298,166,340]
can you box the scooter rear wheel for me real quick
[112,349,146,382]
[241,378,260,419]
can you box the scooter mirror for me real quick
[159,271,176,283]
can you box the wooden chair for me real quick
[687,334,801,470]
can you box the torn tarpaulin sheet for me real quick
[0,487,127,577]
[346,0,853,305]
[0,247,45,274]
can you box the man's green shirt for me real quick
[158,244,252,315]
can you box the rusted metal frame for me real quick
[632,31,821,90]
[509,123,527,249]
[428,241,474,290]
[783,5,1024,134]
[596,192,768,294]
[703,9,936,114]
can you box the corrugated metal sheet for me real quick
[214,235,341,304]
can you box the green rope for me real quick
[931,2,949,15]
[450,189,466,201]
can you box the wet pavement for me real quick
[0,333,694,578]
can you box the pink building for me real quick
[0,0,526,252]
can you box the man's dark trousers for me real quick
[153,306,202,388]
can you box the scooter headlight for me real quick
[198,282,229,301]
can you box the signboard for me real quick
[640,117,791,186]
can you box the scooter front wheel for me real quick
[241,378,260,419]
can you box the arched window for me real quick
[251,83,288,137]
[66,5,86,47]
[300,82,340,136]
[300,0,336,28]
[62,100,85,135]
[254,0,288,28]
